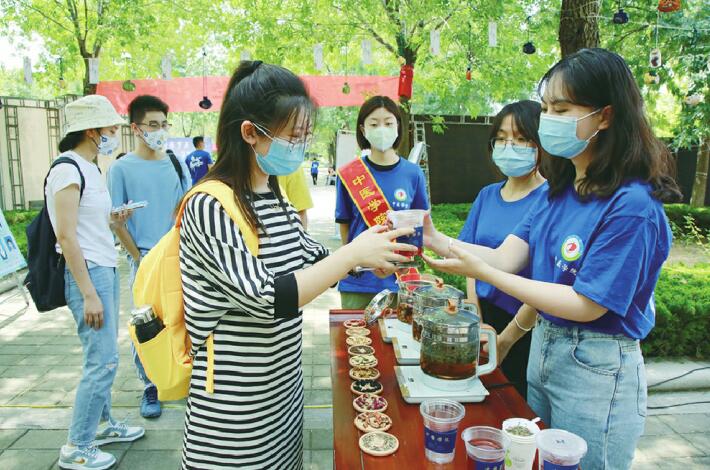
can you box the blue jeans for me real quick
[65,264,120,447]
[527,317,647,470]
[128,252,153,388]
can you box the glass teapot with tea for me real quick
[411,281,464,342]
[419,300,497,381]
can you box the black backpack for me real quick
[24,157,85,312]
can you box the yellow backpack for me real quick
[129,180,258,401]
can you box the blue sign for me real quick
[0,211,27,278]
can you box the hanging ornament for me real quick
[644,70,660,85]
[342,43,351,94]
[649,15,662,69]
[161,55,172,80]
[613,9,629,24]
[121,53,135,91]
[684,93,703,106]
[466,24,474,79]
[430,29,441,56]
[361,40,372,66]
[23,57,33,85]
[314,44,324,70]
[88,57,100,85]
[488,22,497,47]
[398,64,414,99]
[57,57,66,89]
[657,0,681,13]
[522,17,536,54]
[199,49,212,109]
[649,49,662,68]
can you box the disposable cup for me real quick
[388,210,426,257]
[502,417,540,470]
[419,399,465,464]
[536,429,587,470]
[462,426,510,470]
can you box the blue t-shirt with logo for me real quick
[185,149,213,185]
[335,157,429,294]
[459,180,548,315]
[512,180,671,340]
[107,153,191,253]
[311,160,320,175]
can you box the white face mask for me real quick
[365,126,398,151]
[140,129,168,151]
[97,133,119,155]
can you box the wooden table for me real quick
[330,310,543,469]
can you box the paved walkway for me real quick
[0,171,708,469]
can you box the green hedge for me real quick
[426,203,710,359]
[4,209,39,258]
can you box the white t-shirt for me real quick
[45,151,117,267]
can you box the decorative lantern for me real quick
[649,49,662,68]
[398,64,414,99]
[199,96,212,109]
[342,82,351,94]
[523,41,536,54]
[644,70,660,85]
[466,65,472,81]
[657,0,681,13]
[613,8,629,24]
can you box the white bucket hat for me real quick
[63,95,125,135]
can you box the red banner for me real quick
[96,75,399,113]
[338,158,392,228]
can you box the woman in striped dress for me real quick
[179,61,415,470]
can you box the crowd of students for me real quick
[46,47,679,470]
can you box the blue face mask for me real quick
[252,123,307,176]
[492,145,537,177]
[538,109,601,159]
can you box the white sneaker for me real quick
[58,444,116,470]
[94,419,146,446]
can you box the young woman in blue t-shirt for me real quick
[424,48,681,469]
[459,100,546,399]
[335,96,429,309]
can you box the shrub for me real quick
[644,264,710,358]
[4,209,39,258]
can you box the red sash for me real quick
[338,158,392,227]
[338,158,421,277]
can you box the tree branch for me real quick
[339,4,397,55]
[82,0,88,43]
[14,0,73,34]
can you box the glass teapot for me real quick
[419,300,497,381]
[395,273,439,325]
[411,281,464,342]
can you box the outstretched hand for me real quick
[422,243,488,280]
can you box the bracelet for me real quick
[513,316,533,332]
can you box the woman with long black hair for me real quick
[178,61,414,469]
[424,49,681,469]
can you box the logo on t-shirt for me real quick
[561,235,584,261]
[394,188,408,202]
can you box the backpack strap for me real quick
[45,157,86,200]
[176,180,260,394]
[167,151,185,188]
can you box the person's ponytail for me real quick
[58,131,85,153]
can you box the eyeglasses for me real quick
[253,122,313,152]
[489,138,535,154]
[138,122,172,131]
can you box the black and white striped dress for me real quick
[179,192,328,470]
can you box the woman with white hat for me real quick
[49,95,145,470]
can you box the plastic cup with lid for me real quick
[535,428,587,470]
